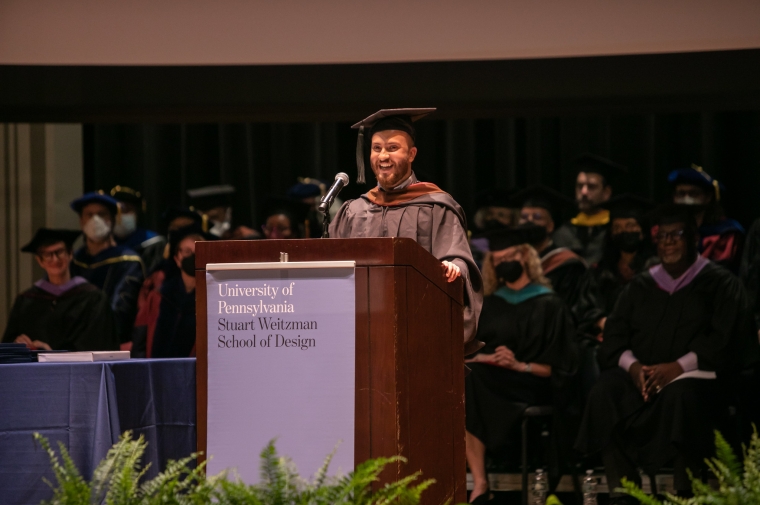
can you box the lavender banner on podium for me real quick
[205,261,356,482]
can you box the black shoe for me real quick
[470,490,493,504]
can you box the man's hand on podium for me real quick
[442,260,461,283]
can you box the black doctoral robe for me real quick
[539,243,587,311]
[465,289,577,455]
[575,260,757,480]
[553,222,607,265]
[2,281,119,351]
[151,275,197,358]
[329,173,483,352]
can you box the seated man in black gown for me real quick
[465,224,578,504]
[2,228,118,351]
[575,205,754,503]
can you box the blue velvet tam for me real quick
[667,164,726,196]
[286,182,323,199]
[69,191,119,215]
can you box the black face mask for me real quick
[495,260,524,284]
[612,232,642,253]
[181,254,196,277]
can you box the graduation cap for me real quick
[162,207,204,232]
[667,164,725,201]
[168,224,217,258]
[649,203,699,230]
[574,153,627,187]
[286,180,324,199]
[482,223,548,251]
[21,228,81,254]
[351,108,436,185]
[601,194,655,223]
[187,185,235,212]
[474,188,516,210]
[262,198,311,227]
[510,185,575,222]
[110,185,146,212]
[70,191,119,216]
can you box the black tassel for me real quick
[356,126,365,184]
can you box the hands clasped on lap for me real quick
[629,361,684,401]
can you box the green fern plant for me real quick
[620,427,760,505]
[35,431,435,505]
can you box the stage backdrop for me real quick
[205,261,356,483]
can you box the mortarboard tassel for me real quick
[356,126,365,184]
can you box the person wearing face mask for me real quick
[464,225,578,504]
[668,164,744,272]
[134,225,215,358]
[573,195,657,342]
[70,192,145,344]
[511,185,587,310]
[2,228,118,352]
[330,108,483,355]
[110,186,166,273]
[554,154,628,265]
[469,189,520,270]
[574,204,758,503]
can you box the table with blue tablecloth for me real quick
[0,358,196,505]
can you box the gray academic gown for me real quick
[329,175,483,354]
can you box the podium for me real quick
[196,237,466,504]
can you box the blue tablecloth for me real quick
[0,358,196,505]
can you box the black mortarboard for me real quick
[110,185,145,211]
[187,185,235,211]
[262,198,311,227]
[474,188,516,210]
[351,108,436,185]
[70,191,119,216]
[162,207,204,230]
[168,224,216,258]
[574,153,627,187]
[509,185,575,222]
[601,194,655,223]
[21,228,81,253]
[483,223,548,251]
[649,203,698,230]
[667,164,725,201]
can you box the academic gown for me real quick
[553,222,607,265]
[150,274,196,358]
[2,278,119,351]
[540,243,587,311]
[740,217,760,329]
[71,244,145,342]
[329,173,483,352]
[575,260,756,474]
[465,288,578,455]
[117,228,166,274]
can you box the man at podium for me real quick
[330,108,483,352]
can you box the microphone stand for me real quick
[321,209,331,238]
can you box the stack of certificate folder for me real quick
[0,343,35,364]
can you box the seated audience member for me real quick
[187,184,260,239]
[465,225,577,504]
[741,217,760,333]
[110,185,166,272]
[470,189,519,268]
[512,185,587,309]
[573,195,657,340]
[574,205,754,503]
[2,228,118,351]
[668,164,744,271]
[70,192,144,343]
[287,178,329,239]
[136,225,214,358]
[261,198,310,239]
[554,154,627,265]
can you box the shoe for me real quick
[470,490,493,504]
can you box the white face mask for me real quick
[208,208,232,237]
[674,196,702,206]
[113,213,137,238]
[83,215,112,242]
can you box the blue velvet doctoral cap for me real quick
[667,164,725,200]
[69,191,119,215]
[286,181,323,199]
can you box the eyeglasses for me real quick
[653,229,686,242]
[38,247,68,261]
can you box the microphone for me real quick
[318,172,349,214]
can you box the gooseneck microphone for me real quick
[318,172,349,214]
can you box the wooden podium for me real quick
[196,237,466,504]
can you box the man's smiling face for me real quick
[370,130,417,189]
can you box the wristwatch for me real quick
[523,362,532,373]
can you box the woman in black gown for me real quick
[466,224,577,504]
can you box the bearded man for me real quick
[574,204,757,503]
[329,108,483,352]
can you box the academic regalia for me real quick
[465,286,577,455]
[149,274,197,358]
[740,217,760,329]
[575,258,755,488]
[329,172,483,350]
[2,277,119,351]
[540,243,587,310]
[553,212,609,266]
[71,243,144,342]
[116,227,166,273]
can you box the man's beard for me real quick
[375,159,410,188]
